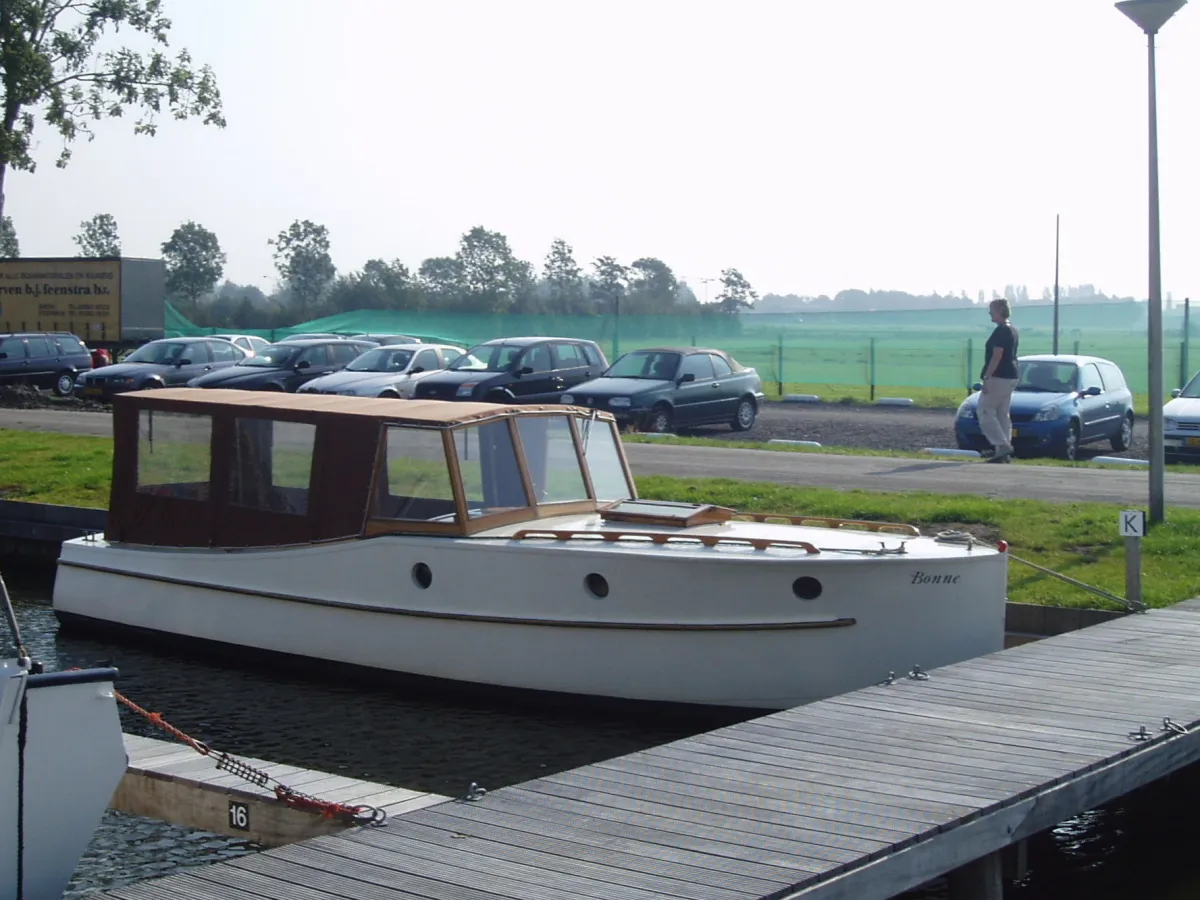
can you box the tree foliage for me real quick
[0,0,224,220]
[162,221,225,312]
[73,212,120,256]
[269,219,335,318]
[591,255,627,314]
[628,257,678,314]
[715,267,757,314]
[328,258,419,312]
[455,226,530,313]
[543,238,584,314]
[0,216,17,256]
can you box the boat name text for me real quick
[911,571,961,585]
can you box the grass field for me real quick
[2,428,1198,610]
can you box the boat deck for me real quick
[90,599,1200,900]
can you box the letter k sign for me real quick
[1119,510,1146,538]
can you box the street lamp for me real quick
[1115,0,1186,525]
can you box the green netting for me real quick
[164,301,1197,395]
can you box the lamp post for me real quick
[1116,0,1186,526]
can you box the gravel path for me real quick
[677,400,1150,461]
[0,386,1148,461]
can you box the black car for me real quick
[560,347,766,434]
[74,337,247,400]
[187,339,375,392]
[0,331,93,396]
[412,337,607,404]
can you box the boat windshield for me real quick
[448,344,523,372]
[604,351,681,380]
[346,347,414,373]
[237,345,302,368]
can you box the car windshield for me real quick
[1017,362,1078,393]
[237,345,301,368]
[346,348,414,372]
[1180,375,1200,399]
[603,351,681,380]
[124,342,193,365]
[448,343,524,372]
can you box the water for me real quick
[5,569,1200,899]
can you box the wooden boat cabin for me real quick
[107,389,657,548]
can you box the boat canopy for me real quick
[107,389,637,547]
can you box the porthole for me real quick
[792,576,822,601]
[584,573,609,598]
[412,563,433,589]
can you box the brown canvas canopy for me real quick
[107,389,627,548]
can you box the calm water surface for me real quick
[4,571,1198,899]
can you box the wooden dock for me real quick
[113,734,449,847]
[91,599,1200,900]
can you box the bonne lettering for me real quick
[911,571,960,585]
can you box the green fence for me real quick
[167,300,1198,396]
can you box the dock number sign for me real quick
[1119,510,1147,538]
[228,801,250,832]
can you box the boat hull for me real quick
[53,534,1007,709]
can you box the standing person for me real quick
[978,299,1020,463]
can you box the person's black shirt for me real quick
[982,323,1019,379]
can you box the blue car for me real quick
[955,355,1134,461]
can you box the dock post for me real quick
[947,852,1003,900]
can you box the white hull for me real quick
[54,518,1007,709]
[1,662,128,900]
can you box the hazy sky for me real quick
[6,0,1199,301]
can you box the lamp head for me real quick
[1116,0,1187,35]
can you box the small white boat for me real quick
[53,389,1008,709]
[2,572,127,900]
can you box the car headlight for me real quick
[560,394,574,404]
[956,402,976,420]
[1033,405,1062,421]
[608,397,632,408]
[456,383,477,398]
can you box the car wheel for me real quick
[646,404,673,434]
[485,389,513,404]
[377,390,401,399]
[143,379,165,389]
[1111,413,1133,451]
[1061,421,1080,461]
[53,371,76,397]
[730,398,757,432]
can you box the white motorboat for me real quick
[2,572,127,900]
[52,389,1008,709]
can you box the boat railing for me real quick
[510,529,821,554]
[729,513,920,536]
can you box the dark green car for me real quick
[560,347,765,434]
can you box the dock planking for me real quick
[92,599,1200,900]
[113,733,450,847]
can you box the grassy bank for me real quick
[2,429,1197,610]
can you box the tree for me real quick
[715,268,757,313]
[162,221,226,315]
[455,226,530,313]
[328,258,418,312]
[269,220,335,319]
[590,256,627,314]
[0,0,224,222]
[0,216,17,257]
[542,238,583,314]
[74,213,120,256]
[417,256,463,309]
[628,257,678,314]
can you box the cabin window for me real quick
[516,416,588,504]
[578,417,633,502]
[454,420,530,515]
[136,411,212,500]
[373,427,458,521]
[229,418,316,515]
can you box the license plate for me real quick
[1011,428,1019,437]
[1186,437,1200,447]
[82,387,102,396]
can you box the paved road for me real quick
[3,407,1197,509]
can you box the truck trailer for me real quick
[0,256,166,348]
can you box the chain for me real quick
[114,688,387,827]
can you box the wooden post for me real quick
[1125,536,1142,607]
[947,852,1004,900]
